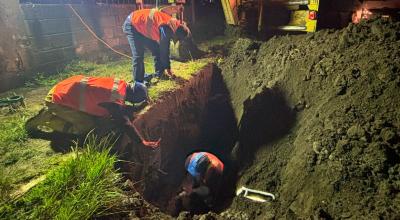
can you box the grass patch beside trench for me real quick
[0,112,29,150]
[0,135,123,220]
[0,56,209,218]
[26,57,209,100]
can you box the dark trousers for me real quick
[122,16,162,82]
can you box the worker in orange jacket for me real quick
[27,75,159,148]
[175,152,224,213]
[122,8,191,83]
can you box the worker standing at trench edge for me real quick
[122,8,191,83]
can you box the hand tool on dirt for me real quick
[236,186,275,202]
[0,94,25,109]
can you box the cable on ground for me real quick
[68,4,133,60]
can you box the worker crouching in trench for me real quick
[173,152,225,215]
[25,75,160,152]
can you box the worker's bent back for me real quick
[47,75,127,117]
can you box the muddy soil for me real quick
[217,18,400,219]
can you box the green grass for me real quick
[0,55,210,218]
[0,169,13,204]
[0,135,123,220]
[147,60,210,99]
[0,56,208,195]
[27,57,209,100]
[0,106,62,195]
[0,112,29,150]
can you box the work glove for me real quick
[98,102,160,148]
[142,138,161,149]
[178,190,188,197]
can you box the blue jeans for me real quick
[122,15,162,82]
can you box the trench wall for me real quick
[0,2,135,92]
[128,64,238,212]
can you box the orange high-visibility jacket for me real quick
[130,9,181,42]
[49,75,127,117]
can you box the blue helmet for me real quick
[185,152,210,178]
[126,81,148,103]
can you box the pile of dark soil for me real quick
[217,18,400,219]
[113,18,399,219]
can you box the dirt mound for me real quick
[112,18,399,219]
[218,18,400,219]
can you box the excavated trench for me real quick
[117,64,296,216]
[119,64,238,215]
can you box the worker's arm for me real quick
[124,117,160,149]
[159,25,173,75]
[98,102,160,148]
[160,5,183,16]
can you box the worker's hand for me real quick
[182,186,193,194]
[146,96,154,105]
[178,190,188,197]
[142,138,161,149]
[165,69,176,79]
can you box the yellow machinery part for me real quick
[282,9,317,32]
[221,0,237,25]
[306,19,317,32]
[220,0,319,32]
[290,10,308,26]
[286,0,320,33]
[308,0,319,11]
[306,0,319,32]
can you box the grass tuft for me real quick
[0,112,29,149]
[0,134,123,220]
[0,168,13,203]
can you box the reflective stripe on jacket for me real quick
[49,75,127,117]
[130,9,181,42]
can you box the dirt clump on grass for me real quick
[217,18,400,219]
